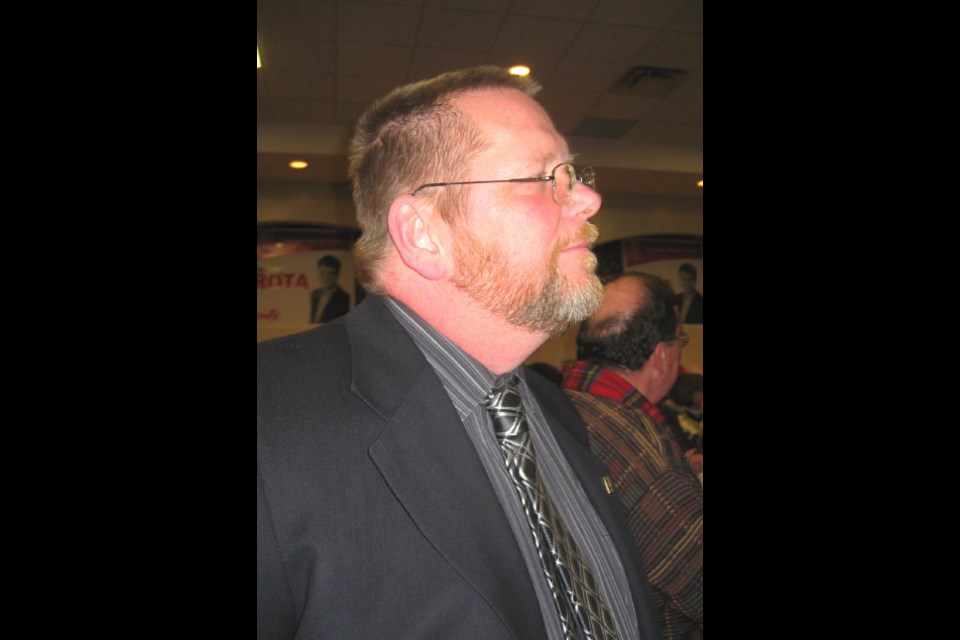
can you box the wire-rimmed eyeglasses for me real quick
[411,161,596,207]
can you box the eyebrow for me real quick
[505,153,577,182]
[531,152,577,174]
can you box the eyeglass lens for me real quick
[554,164,596,205]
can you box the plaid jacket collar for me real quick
[562,360,665,424]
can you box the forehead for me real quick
[452,88,566,164]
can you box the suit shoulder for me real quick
[258,323,350,381]
[258,322,364,457]
[258,321,346,351]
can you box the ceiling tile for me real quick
[664,0,703,33]
[338,2,421,45]
[571,117,639,139]
[588,93,661,120]
[650,99,702,125]
[424,0,511,11]
[257,96,273,119]
[635,30,703,72]
[671,125,702,147]
[338,74,410,103]
[510,0,599,21]
[566,24,657,63]
[258,71,270,99]
[537,87,602,116]
[484,52,560,81]
[258,1,337,40]
[493,16,583,56]
[609,66,688,98]
[258,0,703,197]
[666,71,702,101]
[622,120,693,145]
[591,0,687,28]
[262,38,337,75]
[336,102,372,125]
[547,58,626,92]
[418,8,504,50]
[338,0,422,4]
[408,49,490,81]
[619,122,657,144]
[338,42,413,77]
[267,99,338,123]
[549,113,583,137]
[266,71,337,101]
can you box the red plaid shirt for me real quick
[561,360,667,424]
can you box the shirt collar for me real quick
[383,296,515,419]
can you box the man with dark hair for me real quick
[259,67,662,640]
[562,272,703,640]
[309,254,351,324]
[675,263,702,324]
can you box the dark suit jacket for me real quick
[675,291,703,324]
[309,286,350,324]
[258,295,662,640]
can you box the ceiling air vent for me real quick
[571,117,639,139]
[613,65,687,97]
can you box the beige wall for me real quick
[590,193,703,241]
[257,181,356,227]
[258,182,703,373]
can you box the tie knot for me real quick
[485,374,521,407]
[484,375,526,440]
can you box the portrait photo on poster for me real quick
[257,224,361,342]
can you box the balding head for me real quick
[576,272,679,372]
[588,275,650,336]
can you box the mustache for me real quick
[565,223,600,249]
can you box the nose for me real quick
[565,180,601,221]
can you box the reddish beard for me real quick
[451,222,603,334]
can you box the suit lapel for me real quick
[526,374,612,504]
[346,297,546,639]
[529,375,662,640]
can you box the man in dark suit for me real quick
[308,255,351,324]
[675,263,703,324]
[258,66,662,640]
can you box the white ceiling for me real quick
[257,0,702,199]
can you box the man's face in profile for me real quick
[317,265,339,291]
[679,272,696,294]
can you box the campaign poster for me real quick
[257,225,361,342]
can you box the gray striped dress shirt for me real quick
[384,297,640,640]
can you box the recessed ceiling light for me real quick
[697,179,703,188]
[289,160,308,170]
[508,65,530,77]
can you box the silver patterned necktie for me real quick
[484,375,620,640]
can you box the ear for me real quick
[653,341,669,375]
[387,194,447,281]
